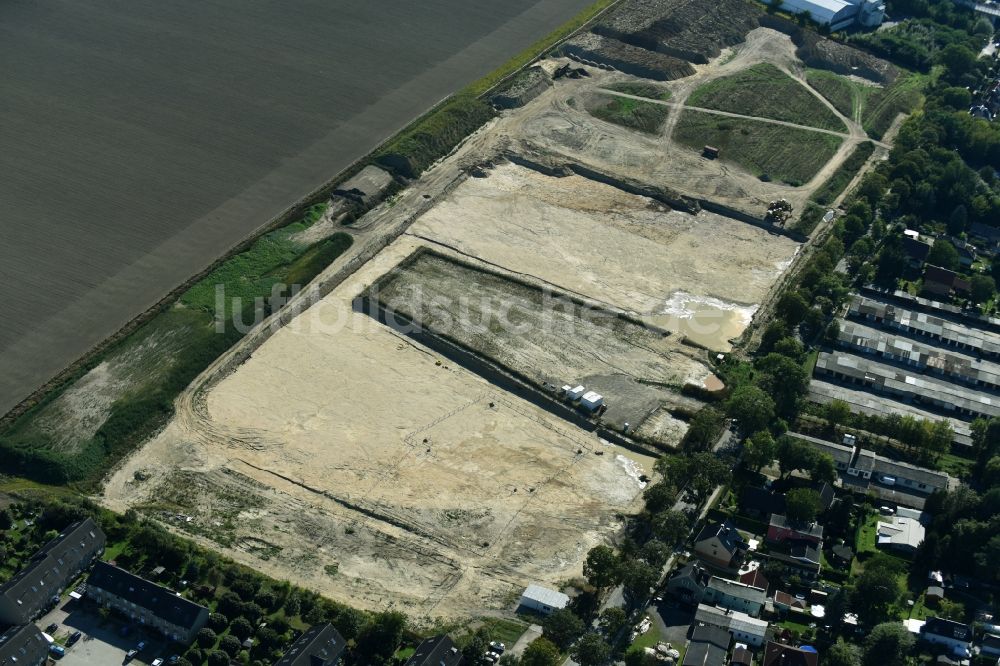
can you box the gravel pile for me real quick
[594,0,762,64]
[561,32,695,80]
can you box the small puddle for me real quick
[653,292,758,351]
[615,453,648,490]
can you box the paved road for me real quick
[562,428,737,665]
[510,624,544,658]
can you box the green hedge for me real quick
[375,95,495,178]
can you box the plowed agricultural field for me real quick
[0,0,594,416]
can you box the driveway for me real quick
[647,600,694,649]
[510,624,543,658]
[38,598,173,666]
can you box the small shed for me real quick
[703,145,720,159]
[518,584,569,615]
[567,385,586,400]
[926,585,945,604]
[581,391,604,412]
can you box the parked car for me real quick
[168,656,180,664]
[152,658,164,666]
[45,623,59,634]
[489,641,505,654]
[126,649,139,662]
[49,645,66,658]
[67,631,82,646]
[879,505,895,515]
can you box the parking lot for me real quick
[38,597,174,666]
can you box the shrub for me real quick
[207,651,230,666]
[197,628,217,649]
[219,635,242,657]
[208,613,229,632]
[230,617,254,641]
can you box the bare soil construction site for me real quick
[99,1,903,621]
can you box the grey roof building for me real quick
[871,455,953,494]
[667,562,711,605]
[274,624,346,666]
[0,517,105,625]
[694,604,768,647]
[808,380,973,446]
[685,626,730,666]
[403,635,462,666]
[86,562,209,644]
[836,321,1000,392]
[694,522,747,571]
[814,352,1000,421]
[788,434,854,470]
[703,576,767,617]
[848,295,1000,360]
[877,515,925,554]
[0,624,48,666]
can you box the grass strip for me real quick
[688,63,846,132]
[589,94,670,134]
[811,141,876,206]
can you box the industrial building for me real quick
[808,381,973,446]
[775,0,885,31]
[518,584,569,615]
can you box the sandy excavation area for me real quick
[103,238,656,620]
[372,250,708,433]
[410,163,800,350]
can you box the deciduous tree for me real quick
[571,633,612,666]
[785,488,823,523]
[583,545,621,589]
[521,637,561,666]
[542,609,584,650]
[863,622,914,666]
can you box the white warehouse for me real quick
[519,584,569,615]
[777,0,885,31]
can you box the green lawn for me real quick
[856,511,880,555]
[0,204,353,487]
[673,110,842,186]
[687,63,846,132]
[936,452,973,479]
[628,619,670,656]
[478,618,530,646]
[604,81,672,101]
[589,94,670,134]
[860,73,926,140]
[806,70,862,120]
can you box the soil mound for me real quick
[561,33,695,80]
[594,0,763,64]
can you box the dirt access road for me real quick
[510,28,876,216]
[100,28,892,621]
